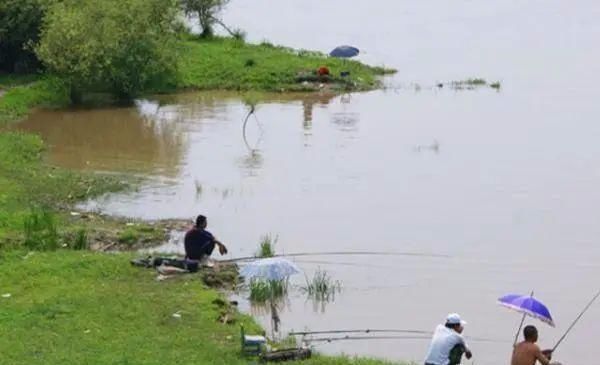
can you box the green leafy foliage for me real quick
[36,0,180,101]
[0,0,53,72]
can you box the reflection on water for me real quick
[249,299,287,340]
[16,101,187,176]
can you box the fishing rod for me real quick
[291,259,395,269]
[552,288,600,352]
[290,329,430,336]
[302,334,505,344]
[304,335,431,343]
[221,251,450,263]
[293,330,505,344]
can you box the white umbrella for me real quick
[240,258,301,281]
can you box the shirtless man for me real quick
[511,325,554,365]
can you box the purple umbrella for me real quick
[498,293,554,345]
[498,293,555,326]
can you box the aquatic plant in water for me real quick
[257,233,277,258]
[448,78,501,90]
[249,279,288,302]
[302,268,342,302]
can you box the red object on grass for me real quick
[317,66,330,76]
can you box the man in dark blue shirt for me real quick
[184,215,228,261]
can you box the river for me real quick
[17,1,600,364]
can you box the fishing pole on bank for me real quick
[221,251,451,263]
[303,335,432,343]
[552,288,600,352]
[299,335,506,344]
[290,329,430,336]
[290,329,507,344]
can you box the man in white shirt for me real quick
[424,313,473,365]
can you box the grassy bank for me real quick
[0,132,127,245]
[176,37,393,92]
[0,250,401,365]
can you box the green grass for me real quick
[176,37,394,92]
[117,225,165,247]
[0,251,404,365]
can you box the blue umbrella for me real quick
[499,293,554,346]
[240,258,301,281]
[498,293,555,327]
[329,45,360,58]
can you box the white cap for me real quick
[446,313,467,326]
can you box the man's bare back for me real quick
[511,341,551,365]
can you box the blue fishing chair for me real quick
[240,324,266,356]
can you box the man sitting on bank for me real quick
[184,214,228,265]
[424,313,473,365]
[512,325,556,365]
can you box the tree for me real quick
[0,0,53,73]
[180,0,230,38]
[35,0,180,102]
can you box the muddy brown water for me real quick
[16,1,600,364]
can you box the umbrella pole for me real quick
[513,313,527,346]
[513,291,534,346]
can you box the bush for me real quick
[23,208,59,251]
[70,229,88,250]
[36,0,180,101]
